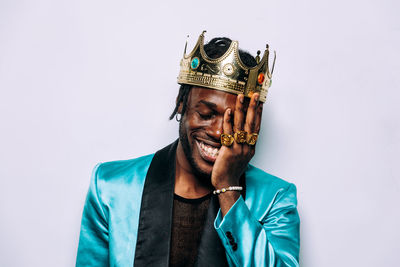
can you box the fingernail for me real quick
[239,95,244,104]
[228,109,231,115]
[255,94,259,102]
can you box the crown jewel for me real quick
[177,31,276,103]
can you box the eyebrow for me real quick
[197,100,217,109]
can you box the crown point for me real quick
[184,37,189,56]
[255,50,261,63]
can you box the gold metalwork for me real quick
[234,131,248,144]
[178,31,276,103]
[221,133,234,147]
[246,133,259,145]
[255,50,261,63]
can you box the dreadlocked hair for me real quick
[169,37,257,120]
[169,84,192,120]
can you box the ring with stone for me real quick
[234,131,248,144]
[221,134,234,147]
[246,133,259,145]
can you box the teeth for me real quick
[199,141,219,158]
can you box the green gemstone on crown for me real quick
[191,57,200,69]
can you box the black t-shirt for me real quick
[169,193,211,267]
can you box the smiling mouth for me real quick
[195,139,220,162]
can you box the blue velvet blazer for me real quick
[76,141,300,266]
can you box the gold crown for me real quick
[177,31,276,103]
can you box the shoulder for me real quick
[92,154,155,196]
[244,164,297,217]
[96,154,155,180]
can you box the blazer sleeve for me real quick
[214,183,300,267]
[76,164,109,267]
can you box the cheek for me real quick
[181,116,198,141]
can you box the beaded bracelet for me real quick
[213,186,243,195]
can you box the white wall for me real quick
[0,0,399,266]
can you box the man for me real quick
[76,31,300,267]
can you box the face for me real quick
[178,86,249,180]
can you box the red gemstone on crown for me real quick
[257,73,265,84]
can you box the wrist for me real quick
[212,178,240,189]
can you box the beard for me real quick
[178,119,213,187]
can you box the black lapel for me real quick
[133,140,178,267]
[194,194,229,267]
[194,174,246,267]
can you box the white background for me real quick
[0,0,399,266]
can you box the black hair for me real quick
[169,37,257,120]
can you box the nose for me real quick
[206,116,223,141]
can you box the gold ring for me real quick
[246,133,258,145]
[221,134,234,147]
[234,131,247,144]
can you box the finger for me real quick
[223,108,233,135]
[244,93,259,134]
[254,103,263,134]
[233,94,245,132]
[247,103,262,157]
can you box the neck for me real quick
[175,141,212,199]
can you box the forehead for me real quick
[188,87,237,110]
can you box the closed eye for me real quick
[197,111,213,120]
